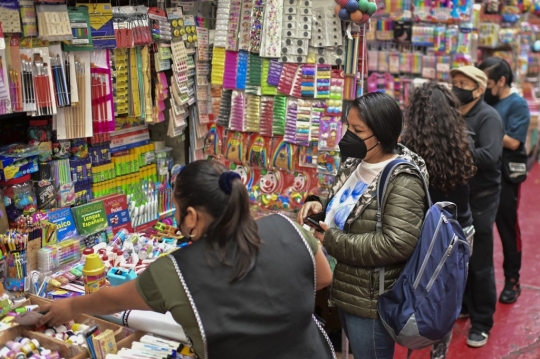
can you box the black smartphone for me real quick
[305,212,326,232]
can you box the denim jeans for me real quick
[338,308,395,359]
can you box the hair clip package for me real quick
[248,134,271,168]
[238,0,254,51]
[295,99,311,146]
[319,116,342,151]
[248,0,266,53]
[271,137,297,172]
[317,150,341,175]
[277,63,299,96]
[223,51,239,89]
[315,64,331,98]
[224,131,248,163]
[283,98,298,144]
[325,74,344,116]
[261,58,278,96]
[260,0,284,58]
[300,65,315,97]
[266,59,283,86]
[211,47,226,85]
[226,0,242,51]
[236,51,249,90]
[246,53,262,94]
[229,90,247,131]
[310,100,325,141]
[214,0,232,48]
[216,89,233,127]
[245,95,261,132]
[272,95,287,135]
[259,96,274,136]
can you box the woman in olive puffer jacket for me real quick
[298,93,428,359]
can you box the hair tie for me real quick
[219,171,241,195]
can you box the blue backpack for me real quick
[375,159,471,351]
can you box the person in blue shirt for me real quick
[478,57,530,304]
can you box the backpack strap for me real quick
[375,158,432,233]
[375,158,432,295]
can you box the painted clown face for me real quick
[260,170,279,194]
[232,165,249,186]
[293,174,307,192]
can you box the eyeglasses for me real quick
[452,80,476,89]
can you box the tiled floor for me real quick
[339,164,540,359]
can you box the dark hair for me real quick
[402,82,476,194]
[351,92,403,154]
[478,57,514,87]
[174,160,261,282]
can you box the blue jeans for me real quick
[338,309,395,359]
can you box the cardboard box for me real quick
[0,154,39,181]
[28,295,127,342]
[0,325,86,358]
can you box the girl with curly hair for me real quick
[401,81,477,358]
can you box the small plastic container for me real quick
[82,254,106,294]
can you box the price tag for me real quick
[436,63,451,73]
[422,67,436,79]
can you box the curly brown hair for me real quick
[402,82,477,195]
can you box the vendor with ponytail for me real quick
[35,160,334,359]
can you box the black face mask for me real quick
[338,130,376,160]
[483,87,500,106]
[452,86,477,105]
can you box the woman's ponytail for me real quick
[174,161,261,281]
[208,176,261,281]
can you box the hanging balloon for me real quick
[346,0,360,12]
[338,8,351,20]
[350,10,364,22]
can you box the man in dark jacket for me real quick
[479,57,530,305]
[450,66,505,348]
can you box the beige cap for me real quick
[450,66,487,89]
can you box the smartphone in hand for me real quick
[305,212,326,232]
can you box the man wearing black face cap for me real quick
[450,66,505,348]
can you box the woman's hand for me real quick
[35,299,76,328]
[297,201,323,225]
[314,222,329,242]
